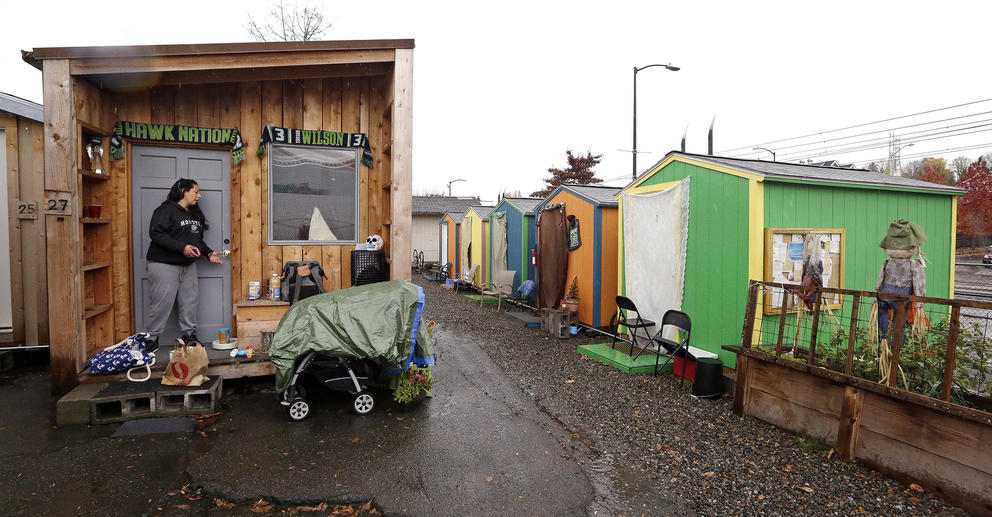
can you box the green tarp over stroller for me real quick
[268,279,434,395]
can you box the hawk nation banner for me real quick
[110,121,245,165]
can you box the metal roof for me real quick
[413,196,481,215]
[441,211,466,222]
[641,151,965,195]
[500,197,543,213]
[0,91,43,123]
[469,205,495,219]
[559,184,622,205]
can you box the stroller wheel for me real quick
[288,399,310,421]
[352,392,375,415]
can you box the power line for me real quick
[727,110,992,159]
[718,97,992,154]
[849,142,992,166]
[783,124,992,161]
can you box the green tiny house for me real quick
[619,152,964,368]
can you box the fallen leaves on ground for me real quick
[214,497,234,508]
[798,486,815,494]
[250,498,272,513]
[910,483,925,492]
[288,502,327,514]
[486,476,494,483]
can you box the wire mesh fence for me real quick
[744,281,992,413]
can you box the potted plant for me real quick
[393,366,434,411]
[563,277,580,312]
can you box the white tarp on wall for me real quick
[622,177,690,336]
[460,216,472,277]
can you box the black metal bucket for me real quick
[691,357,723,398]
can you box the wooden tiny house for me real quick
[24,40,414,392]
[489,197,540,294]
[1,92,48,347]
[439,212,462,279]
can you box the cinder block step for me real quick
[57,382,109,426]
[157,378,223,415]
[81,377,223,425]
[90,390,156,425]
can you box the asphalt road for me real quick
[0,323,594,516]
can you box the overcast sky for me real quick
[3,1,990,201]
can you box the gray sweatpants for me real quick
[146,261,198,338]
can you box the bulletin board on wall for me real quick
[762,228,845,315]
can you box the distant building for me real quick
[412,196,480,263]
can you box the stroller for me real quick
[269,280,434,421]
[282,353,386,420]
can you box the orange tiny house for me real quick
[439,212,462,279]
[535,185,620,327]
[25,40,414,392]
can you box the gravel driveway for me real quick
[416,276,969,516]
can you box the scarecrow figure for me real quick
[871,218,927,385]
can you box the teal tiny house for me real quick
[619,151,964,368]
[489,197,541,295]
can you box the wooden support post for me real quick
[808,289,823,365]
[733,354,751,417]
[941,305,961,401]
[835,386,864,462]
[43,59,81,393]
[846,294,861,375]
[776,290,790,356]
[741,281,758,349]
[390,48,413,282]
[888,300,907,388]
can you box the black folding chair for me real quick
[649,310,692,380]
[433,262,452,282]
[610,296,656,357]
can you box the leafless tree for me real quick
[246,1,332,42]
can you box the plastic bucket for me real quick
[690,357,724,398]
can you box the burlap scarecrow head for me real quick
[879,219,926,251]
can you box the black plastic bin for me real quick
[691,357,724,398]
[351,249,388,286]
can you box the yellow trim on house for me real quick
[626,154,764,191]
[950,200,957,300]
[627,180,682,195]
[617,194,625,297]
[748,178,765,345]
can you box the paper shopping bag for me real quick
[162,340,210,386]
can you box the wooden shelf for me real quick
[82,261,112,272]
[79,169,109,180]
[83,303,112,319]
[81,217,111,224]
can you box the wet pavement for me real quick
[0,320,596,516]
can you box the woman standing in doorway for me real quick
[144,178,223,352]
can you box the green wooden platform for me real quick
[577,343,673,375]
[462,294,499,304]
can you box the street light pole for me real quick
[633,63,680,181]
[447,178,466,197]
[753,147,776,161]
[887,143,914,175]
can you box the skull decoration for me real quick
[365,234,384,251]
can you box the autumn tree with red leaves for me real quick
[956,157,992,237]
[531,150,603,198]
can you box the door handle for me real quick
[224,238,230,245]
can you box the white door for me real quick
[439,222,448,266]
[0,130,11,335]
[131,145,231,344]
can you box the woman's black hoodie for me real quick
[146,200,213,265]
